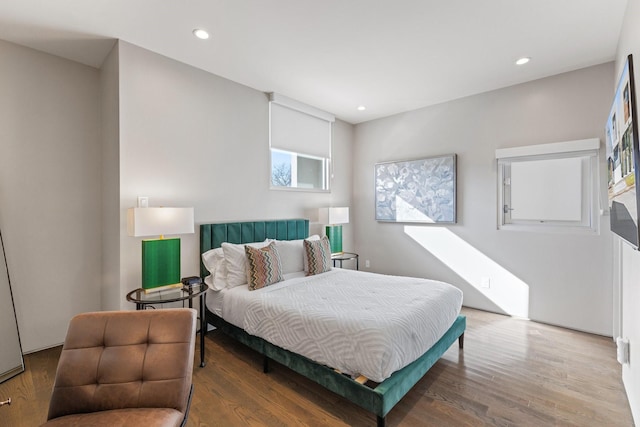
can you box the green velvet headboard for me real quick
[200,219,309,278]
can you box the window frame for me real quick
[496,139,601,234]
[269,148,330,191]
[268,93,333,192]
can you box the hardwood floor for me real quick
[0,307,633,426]
[0,343,60,426]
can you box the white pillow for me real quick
[201,247,228,291]
[275,235,320,274]
[222,239,273,288]
[283,271,306,281]
[202,247,224,274]
[274,239,304,274]
[204,274,214,288]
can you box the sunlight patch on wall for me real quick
[396,195,435,222]
[404,225,530,318]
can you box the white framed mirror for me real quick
[0,228,24,383]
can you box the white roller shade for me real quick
[510,157,582,221]
[270,94,333,159]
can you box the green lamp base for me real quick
[325,225,343,254]
[142,238,181,289]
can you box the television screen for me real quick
[606,54,640,248]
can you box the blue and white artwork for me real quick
[375,154,456,223]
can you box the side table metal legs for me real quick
[199,292,206,367]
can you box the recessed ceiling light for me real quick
[193,29,209,40]
[515,57,530,65]
[357,105,366,111]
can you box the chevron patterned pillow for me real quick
[303,236,332,276]
[245,242,284,290]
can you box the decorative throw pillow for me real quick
[301,235,320,273]
[222,239,273,288]
[303,236,332,276]
[245,242,284,290]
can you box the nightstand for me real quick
[331,252,359,270]
[126,283,208,367]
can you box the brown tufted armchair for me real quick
[41,308,196,427]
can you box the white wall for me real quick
[113,42,353,306]
[0,40,102,351]
[614,0,640,422]
[100,42,121,311]
[354,63,614,335]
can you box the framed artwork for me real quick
[375,154,456,223]
[606,54,640,248]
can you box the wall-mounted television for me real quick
[606,54,640,248]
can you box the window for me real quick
[496,138,600,233]
[269,93,333,191]
[270,149,327,189]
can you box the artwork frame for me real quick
[606,54,640,249]
[375,154,457,224]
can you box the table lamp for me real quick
[127,207,194,291]
[319,207,349,254]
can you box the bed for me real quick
[200,219,465,426]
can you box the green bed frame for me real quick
[200,219,465,426]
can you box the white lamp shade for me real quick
[319,207,349,225]
[127,207,194,237]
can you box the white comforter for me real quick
[242,269,462,382]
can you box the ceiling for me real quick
[0,0,629,124]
